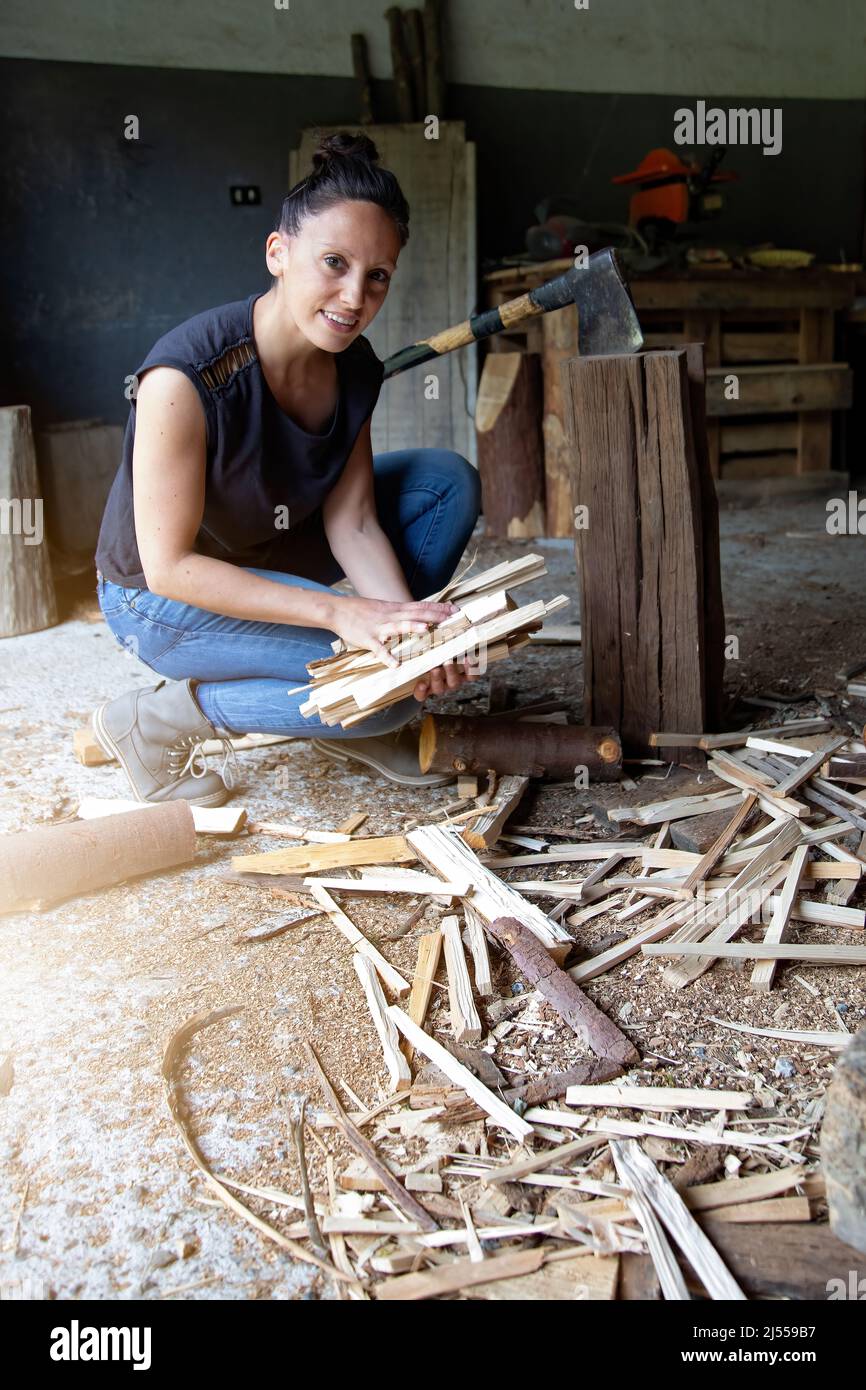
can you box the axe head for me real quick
[531,248,643,356]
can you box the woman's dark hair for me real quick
[277,131,410,246]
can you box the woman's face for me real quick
[269,200,401,351]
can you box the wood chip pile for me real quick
[164,714,866,1301]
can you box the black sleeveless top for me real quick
[95,293,385,587]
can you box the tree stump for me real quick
[562,348,724,759]
[476,352,546,538]
[0,405,58,638]
[822,1024,866,1255]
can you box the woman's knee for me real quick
[425,450,481,524]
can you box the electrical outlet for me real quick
[230,185,261,206]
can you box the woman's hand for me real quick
[327,596,482,701]
[412,659,481,702]
[328,595,459,664]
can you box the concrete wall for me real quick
[4,0,865,98]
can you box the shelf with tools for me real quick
[481,263,856,526]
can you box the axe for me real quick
[382,247,642,379]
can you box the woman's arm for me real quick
[132,368,452,662]
[322,417,414,602]
[323,418,477,699]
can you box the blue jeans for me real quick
[97,449,481,737]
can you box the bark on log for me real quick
[543,304,579,537]
[419,713,622,780]
[422,0,444,116]
[488,916,639,1066]
[0,405,57,638]
[0,802,197,914]
[476,352,546,538]
[822,1024,866,1255]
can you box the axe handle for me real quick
[383,291,549,380]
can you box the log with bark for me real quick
[419,713,622,780]
[487,915,639,1066]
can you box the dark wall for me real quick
[3,56,865,427]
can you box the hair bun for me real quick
[311,130,380,172]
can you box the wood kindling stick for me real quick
[750,844,810,993]
[386,1006,534,1142]
[440,915,482,1043]
[610,1140,745,1300]
[303,1041,437,1232]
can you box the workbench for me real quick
[482,263,855,521]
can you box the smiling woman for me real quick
[92,130,481,808]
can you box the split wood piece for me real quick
[462,775,529,850]
[611,1140,745,1300]
[440,916,482,1043]
[304,1041,437,1233]
[769,735,849,796]
[420,713,621,780]
[330,634,537,730]
[761,894,864,928]
[487,843,647,868]
[808,777,866,832]
[487,916,638,1067]
[564,1085,752,1112]
[750,844,810,992]
[647,941,866,964]
[526,1110,811,1151]
[249,822,350,843]
[822,1023,866,1254]
[564,350,719,759]
[457,775,479,798]
[72,727,292,767]
[707,1197,811,1225]
[504,1060,623,1109]
[483,1131,620,1188]
[828,829,866,907]
[0,800,197,915]
[476,351,546,538]
[465,1251,619,1302]
[306,871,470,902]
[528,624,581,645]
[569,901,693,984]
[352,955,412,1093]
[709,1017,851,1049]
[708,751,811,818]
[337,812,368,835]
[607,791,743,828]
[462,903,494,996]
[335,598,562,716]
[610,1149,690,1299]
[0,405,57,636]
[681,793,757,891]
[696,719,835,750]
[386,1006,533,1142]
[374,1245,549,1301]
[682,1166,808,1212]
[576,852,624,902]
[659,818,801,989]
[305,883,409,998]
[231,834,415,876]
[77,796,246,838]
[406,824,572,960]
[403,930,443,1067]
[438,552,547,604]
